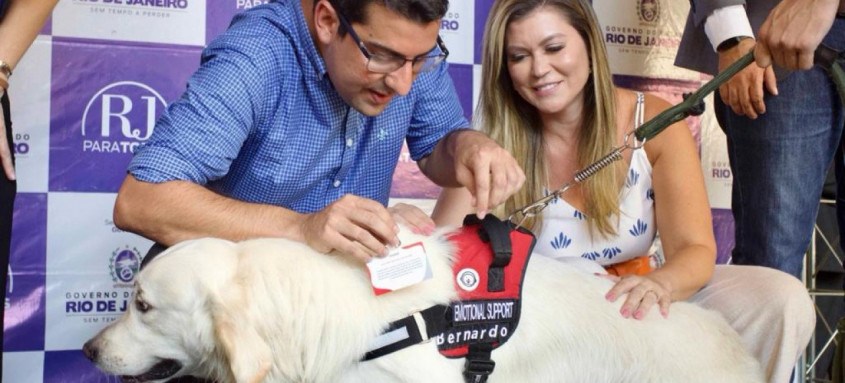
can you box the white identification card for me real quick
[367,242,432,295]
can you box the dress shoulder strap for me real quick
[633,92,645,128]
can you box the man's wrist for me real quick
[419,128,480,185]
[717,36,752,53]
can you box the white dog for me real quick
[84,228,763,383]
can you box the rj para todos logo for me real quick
[81,81,166,154]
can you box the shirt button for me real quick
[346,138,354,147]
[333,180,341,187]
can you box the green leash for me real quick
[636,45,845,142]
[815,44,845,109]
[634,52,755,141]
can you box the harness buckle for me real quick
[464,358,496,380]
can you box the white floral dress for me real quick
[533,93,660,274]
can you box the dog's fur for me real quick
[84,228,764,382]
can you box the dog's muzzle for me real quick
[83,338,184,382]
[118,359,183,383]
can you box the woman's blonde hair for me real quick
[479,0,622,236]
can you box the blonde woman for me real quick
[433,0,813,381]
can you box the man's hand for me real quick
[0,96,14,181]
[451,130,525,218]
[754,0,838,70]
[299,195,399,263]
[718,38,778,119]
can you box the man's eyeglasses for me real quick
[334,8,449,74]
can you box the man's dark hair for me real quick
[325,0,449,35]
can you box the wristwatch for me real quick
[717,36,751,52]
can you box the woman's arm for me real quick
[604,92,716,320]
[432,187,477,227]
[0,0,58,72]
[643,94,717,300]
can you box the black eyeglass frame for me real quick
[333,7,450,74]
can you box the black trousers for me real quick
[1,91,15,357]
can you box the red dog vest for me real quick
[436,215,535,358]
[363,215,535,383]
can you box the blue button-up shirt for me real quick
[129,1,467,213]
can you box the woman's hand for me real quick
[600,273,671,319]
[388,203,435,236]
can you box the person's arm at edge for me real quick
[0,0,59,180]
[0,0,58,70]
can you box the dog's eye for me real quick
[135,299,151,313]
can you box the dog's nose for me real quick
[82,339,99,362]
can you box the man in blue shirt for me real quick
[113,0,525,263]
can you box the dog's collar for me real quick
[140,243,169,271]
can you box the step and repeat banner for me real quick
[3,0,731,381]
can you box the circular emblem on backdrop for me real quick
[456,268,480,291]
[637,0,660,23]
[110,247,142,284]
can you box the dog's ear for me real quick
[211,291,272,383]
